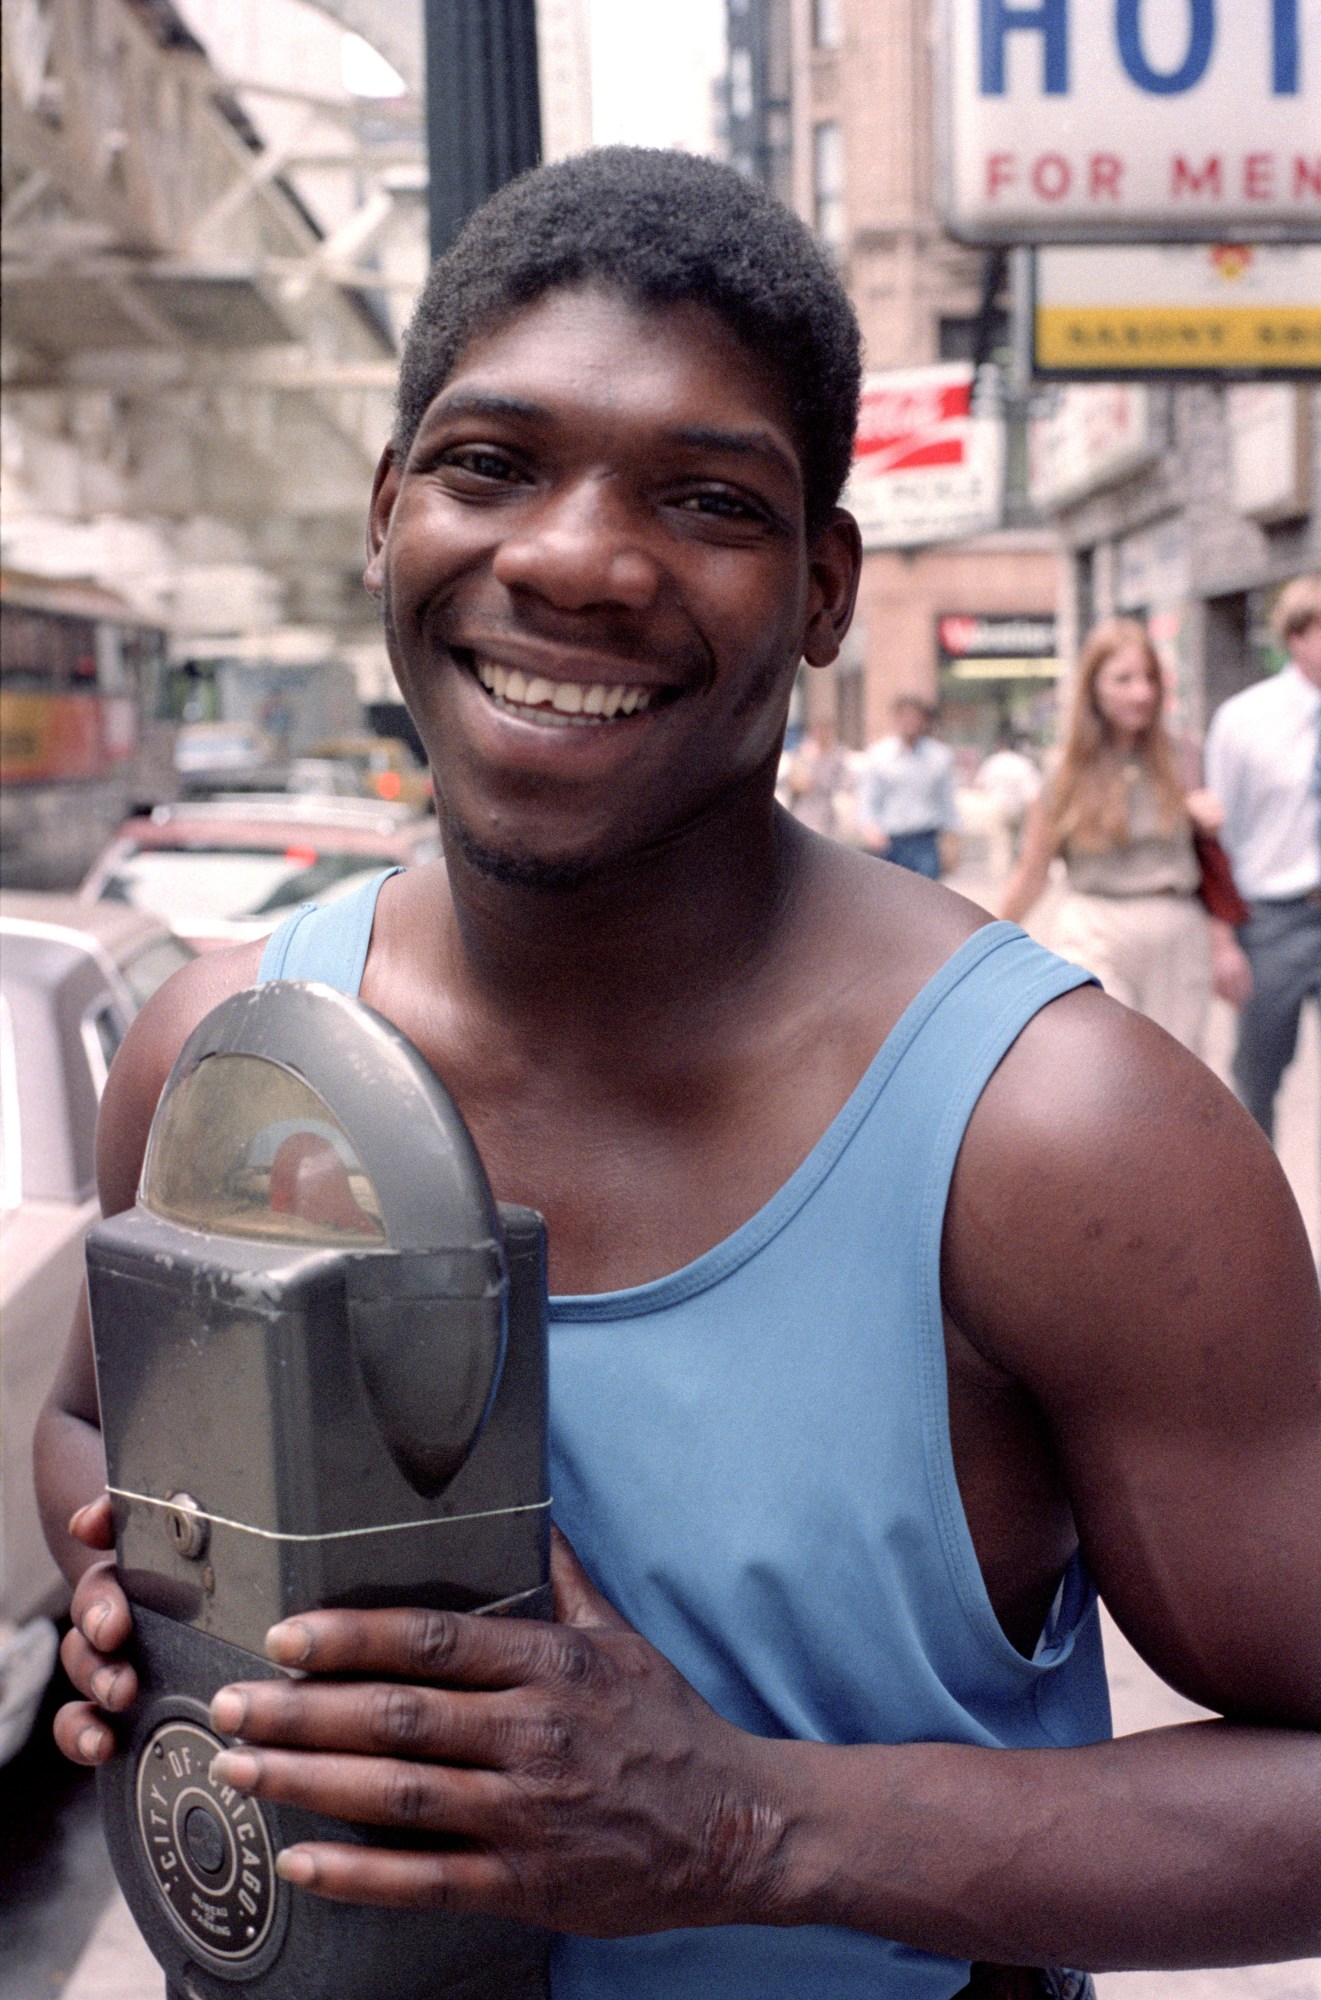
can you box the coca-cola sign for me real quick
[846,364,1004,550]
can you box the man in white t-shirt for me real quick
[857,696,959,879]
[1205,574,1321,1138]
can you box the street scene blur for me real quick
[1,0,1318,1995]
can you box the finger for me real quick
[70,1561,132,1655]
[209,1678,532,1768]
[274,1841,517,1916]
[208,1747,509,1841]
[53,1699,116,1766]
[549,1528,630,1633]
[68,1494,115,1551]
[60,1627,137,1710]
[263,1604,590,1692]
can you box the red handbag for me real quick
[1193,828,1251,927]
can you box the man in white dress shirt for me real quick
[858,695,959,879]
[1205,574,1321,1138]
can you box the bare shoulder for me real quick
[799,832,991,1000]
[95,939,266,1217]
[944,984,1321,1721]
[944,981,1317,1368]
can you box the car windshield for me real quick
[98,847,390,926]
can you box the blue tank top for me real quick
[259,874,1110,2000]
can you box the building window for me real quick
[813,120,845,251]
[812,0,842,45]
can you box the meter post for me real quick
[84,981,552,2000]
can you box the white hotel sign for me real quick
[937,0,1321,242]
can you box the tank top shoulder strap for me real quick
[868,920,1096,1181]
[256,866,401,992]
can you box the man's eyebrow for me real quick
[664,425,802,489]
[419,389,550,429]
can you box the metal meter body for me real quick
[86,981,550,2000]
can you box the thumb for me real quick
[550,1526,630,1633]
[68,1494,115,1551]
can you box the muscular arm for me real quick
[35,941,266,1576]
[761,991,1320,1965]
[35,942,263,1757]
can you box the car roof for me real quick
[128,796,427,837]
[0,890,173,959]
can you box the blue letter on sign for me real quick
[980,0,1070,94]
[1273,0,1298,91]
[1116,0,1215,93]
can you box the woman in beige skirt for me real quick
[999,617,1249,1055]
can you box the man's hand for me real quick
[207,1530,789,1937]
[53,1495,138,1765]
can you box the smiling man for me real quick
[36,150,1321,2000]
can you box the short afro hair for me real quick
[394,147,862,533]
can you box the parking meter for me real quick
[84,982,551,2000]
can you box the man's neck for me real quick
[432,777,805,1055]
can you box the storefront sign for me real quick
[1225,382,1313,518]
[1034,242,1321,373]
[845,365,1004,550]
[1028,383,1156,509]
[938,614,1058,656]
[937,0,1321,242]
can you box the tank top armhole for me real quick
[914,939,1100,1680]
[255,867,401,992]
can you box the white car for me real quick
[0,894,194,1762]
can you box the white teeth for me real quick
[471,655,658,722]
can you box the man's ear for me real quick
[364,445,401,596]
[802,509,863,670]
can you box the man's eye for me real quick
[441,448,523,483]
[676,489,764,522]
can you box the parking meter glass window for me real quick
[141,1052,387,1244]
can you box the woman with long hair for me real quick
[999,616,1248,1053]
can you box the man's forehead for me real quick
[415,284,801,469]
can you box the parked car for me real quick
[0,895,195,1763]
[304,734,432,809]
[79,795,443,950]
[173,720,285,795]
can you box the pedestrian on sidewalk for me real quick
[1205,573,1321,1140]
[857,694,960,878]
[784,717,850,841]
[999,616,1248,1055]
[976,730,1041,882]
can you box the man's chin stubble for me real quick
[446,812,600,893]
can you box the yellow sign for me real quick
[1036,304,1321,370]
[1034,244,1321,377]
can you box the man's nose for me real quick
[490,478,661,613]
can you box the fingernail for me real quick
[209,1750,258,1790]
[69,1503,94,1534]
[276,1848,315,1885]
[265,1620,311,1667]
[86,1604,110,1647]
[78,1727,108,1762]
[209,1688,245,1734]
[91,1667,122,1707]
